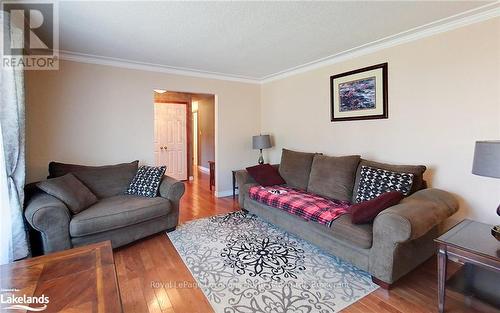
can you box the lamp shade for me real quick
[472,140,500,178]
[252,135,271,150]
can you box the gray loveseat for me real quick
[25,161,185,254]
[236,149,458,288]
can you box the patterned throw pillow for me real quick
[126,165,166,197]
[355,166,414,203]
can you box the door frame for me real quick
[153,90,218,193]
[154,100,190,181]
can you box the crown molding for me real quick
[58,3,499,85]
[260,3,500,83]
[58,50,262,84]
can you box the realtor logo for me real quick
[0,289,49,311]
[1,1,58,70]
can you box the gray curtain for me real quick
[0,11,29,261]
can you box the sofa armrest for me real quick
[373,188,459,243]
[159,175,185,202]
[24,192,72,253]
[235,170,257,208]
[369,188,458,284]
[234,169,255,186]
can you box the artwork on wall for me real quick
[330,63,388,121]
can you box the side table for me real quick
[208,161,215,191]
[232,170,238,199]
[435,219,500,313]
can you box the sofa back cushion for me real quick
[307,155,360,202]
[278,149,316,190]
[48,160,139,198]
[352,159,426,203]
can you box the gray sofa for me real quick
[236,149,458,288]
[25,161,185,254]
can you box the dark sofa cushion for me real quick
[69,195,170,237]
[246,164,285,186]
[349,191,404,224]
[307,155,360,202]
[352,159,426,203]
[37,173,98,214]
[48,160,139,198]
[278,149,316,190]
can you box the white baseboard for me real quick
[215,189,238,198]
[198,166,209,174]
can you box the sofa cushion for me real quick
[37,173,98,214]
[126,165,166,197]
[49,160,139,198]
[69,195,170,237]
[307,155,360,202]
[328,214,373,249]
[352,159,426,203]
[349,191,404,224]
[278,149,316,190]
[248,185,349,226]
[246,164,285,187]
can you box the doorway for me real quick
[154,90,215,184]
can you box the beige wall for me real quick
[25,60,261,194]
[196,96,215,169]
[25,18,499,221]
[261,18,500,224]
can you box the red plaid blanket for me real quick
[248,185,350,226]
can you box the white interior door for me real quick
[154,102,187,180]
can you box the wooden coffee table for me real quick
[435,219,500,313]
[0,241,122,313]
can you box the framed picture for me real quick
[330,63,388,122]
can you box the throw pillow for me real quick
[349,191,404,224]
[307,154,361,201]
[355,166,414,203]
[246,164,285,187]
[352,159,426,202]
[126,165,166,197]
[278,149,317,190]
[37,173,98,214]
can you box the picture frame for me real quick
[330,63,388,122]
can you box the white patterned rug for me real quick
[168,211,378,313]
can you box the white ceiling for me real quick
[58,1,496,81]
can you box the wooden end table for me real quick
[232,170,239,199]
[208,161,215,191]
[0,241,122,313]
[435,219,500,313]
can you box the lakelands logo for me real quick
[0,289,49,311]
[1,1,59,70]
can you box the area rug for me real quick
[168,211,378,313]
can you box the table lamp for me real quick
[472,140,500,240]
[252,135,272,164]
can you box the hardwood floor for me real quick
[114,170,474,313]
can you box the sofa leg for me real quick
[372,276,392,290]
[166,226,176,232]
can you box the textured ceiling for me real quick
[58,1,493,80]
